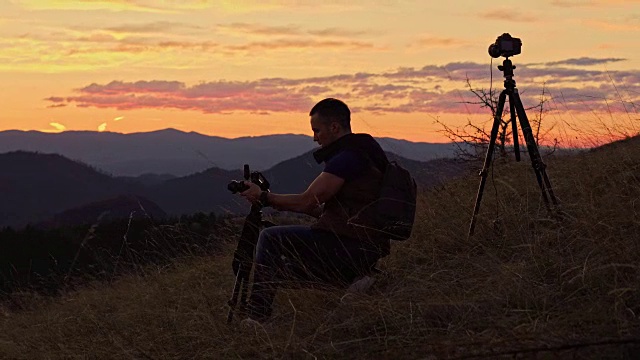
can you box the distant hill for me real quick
[262,151,325,193]
[386,153,471,186]
[37,194,167,229]
[0,129,461,176]
[0,149,469,228]
[376,137,463,161]
[0,151,143,228]
[0,151,242,228]
[146,150,471,218]
[146,167,247,217]
[0,129,315,176]
[117,173,177,187]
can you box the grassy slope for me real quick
[1,136,639,359]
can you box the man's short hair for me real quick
[309,98,351,130]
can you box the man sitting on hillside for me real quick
[238,98,391,323]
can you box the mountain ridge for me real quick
[0,148,469,228]
[0,129,462,176]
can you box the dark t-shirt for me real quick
[323,149,369,181]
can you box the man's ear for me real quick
[330,121,341,133]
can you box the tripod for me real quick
[226,164,274,323]
[468,58,558,236]
[227,203,274,323]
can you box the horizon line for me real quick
[0,128,457,144]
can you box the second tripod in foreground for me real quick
[468,58,559,236]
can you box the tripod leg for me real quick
[239,269,250,307]
[511,89,559,207]
[542,171,558,206]
[510,97,520,161]
[227,270,243,323]
[469,90,508,236]
[227,207,263,323]
[227,263,251,323]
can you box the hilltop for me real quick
[0,135,638,358]
[0,129,462,176]
[0,151,142,227]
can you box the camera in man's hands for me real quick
[227,180,249,194]
[227,164,270,194]
[488,33,522,58]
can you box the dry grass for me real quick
[1,136,639,359]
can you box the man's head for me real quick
[309,98,352,147]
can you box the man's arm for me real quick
[240,172,344,217]
[266,172,343,216]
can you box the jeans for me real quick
[248,225,382,320]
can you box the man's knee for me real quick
[255,227,277,265]
[255,225,297,264]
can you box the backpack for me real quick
[351,160,418,241]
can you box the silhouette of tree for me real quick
[436,78,557,162]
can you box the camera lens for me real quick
[488,44,501,58]
[227,180,248,193]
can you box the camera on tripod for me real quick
[488,33,522,58]
[227,164,270,194]
[469,33,559,237]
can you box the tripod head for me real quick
[489,33,522,90]
[497,58,517,90]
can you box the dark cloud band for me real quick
[46,60,640,115]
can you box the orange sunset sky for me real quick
[1,0,639,144]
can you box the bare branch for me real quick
[438,77,558,162]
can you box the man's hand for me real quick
[237,172,344,214]
[239,181,262,204]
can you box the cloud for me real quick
[582,19,640,32]
[3,25,375,64]
[75,33,119,43]
[299,86,333,95]
[114,116,124,121]
[80,80,184,94]
[17,0,210,13]
[66,35,220,54]
[46,60,640,115]
[49,122,66,131]
[226,38,377,52]
[18,0,387,14]
[307,27,371,37]
[0,21,381,73]
[550,0,597,7]
[479,9,538,22]
[217,23,301,36]
[217,23,372,38]
[412,36,469,48]
[545,57,627,66]
[98,122,107,132]
[45,96,65,103]
[44,96,68,108]
[523,83,640,114]
[550,0,640,7]
[105,21,204,33]
[58,79,317,113]
[209,0,379,13]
